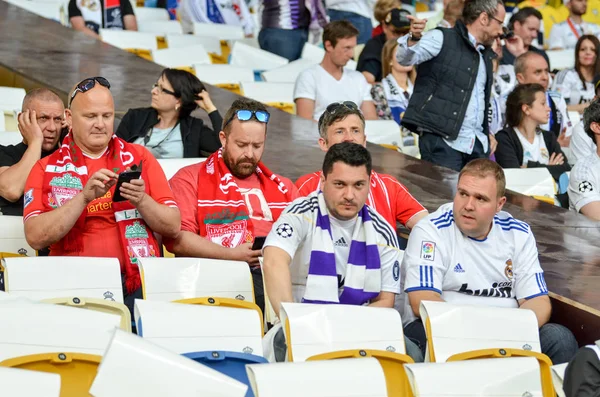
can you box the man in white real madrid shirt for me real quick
[401,159,578,364]
[262,142,422,362]
[548,0,600,50]
[569,99,600,220]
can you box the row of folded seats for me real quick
[0,254,569,397]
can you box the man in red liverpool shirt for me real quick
[296,101,428,230]
[165,98,299,313]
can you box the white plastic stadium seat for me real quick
[503,168,556,200]
[547,50,575,71]
[404,357,544,396]
[240,82,294,104]
[2,256,124,302]
[132,6,170,22]
[301,43,357,70]
[0,112,6,132]
[192,64,255,85]
[0,291,36,304]
[99,29,158,51]
[90,329,248,397]
[0,131,22,146]
[139,257,255,302]
[193,23,244,40]
[0,87,26,113]
[0,302,120,361]
[365,120,403,148]
[157,158,206,180]
[4,0,65,24]
[134,300,263,355]
[246,358,388,397]
[138,20,183,35]
[551,363,568,397]
[419,301,541,363]
[281,302,407,362]
[261,58,316,83]
[0,216,35,256]
[229,42,288,71]
[165,34,222,55]
[0,366,61,397]
[152,45,210,68]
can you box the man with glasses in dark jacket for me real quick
[397,0,508,171]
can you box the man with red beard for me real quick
[165,98,299,312]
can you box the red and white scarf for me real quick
[42,133,159,294]
[196,149,294,247]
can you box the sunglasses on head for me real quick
[224,109,270,128]
[325,101,359,114]
[69,77,111,107]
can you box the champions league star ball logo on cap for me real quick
[276,223,293,238]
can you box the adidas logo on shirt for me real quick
[334,237,348,247]
[454,263,465,273]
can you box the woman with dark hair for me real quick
[552,34,600,114]
[116,68,222,159]
[371,38,415,124]
[495,83,571,181]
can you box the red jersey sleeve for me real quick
[295,172,320,196]
[282,176,300,200]
[23,158,50,223]
[168,163,202,234]
[381,174,427,226]
[141,149,177,208]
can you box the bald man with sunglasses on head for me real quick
[165,98,299,313]
[23,77,180,311]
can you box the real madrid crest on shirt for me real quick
[579,181,594,193]
[504,259,513,280]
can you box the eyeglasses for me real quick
[224,109,270,128]
[69,77,111,107]
[325,101,359,115]
[489,14,504,25]
[152,83,177,97]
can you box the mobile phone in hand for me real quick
[113,161,143,202]
[252,236,267,250]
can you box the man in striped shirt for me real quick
[400,158,578,364]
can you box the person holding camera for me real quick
[23,77,181,310]
[396,0,509,171]
[116,68,222,159]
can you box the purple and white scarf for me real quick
[302,190,381,305]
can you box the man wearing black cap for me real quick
[357,8,411,84]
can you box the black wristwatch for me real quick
[408,32,421,42]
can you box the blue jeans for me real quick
[404,319,579,365]
[327,9,373,44]
[273,327,424,363]
[258,28,309,61]
[539,323,578,364]
[419,133,488,172]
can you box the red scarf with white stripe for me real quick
[196,149,294,247]
[42,133,159,294]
